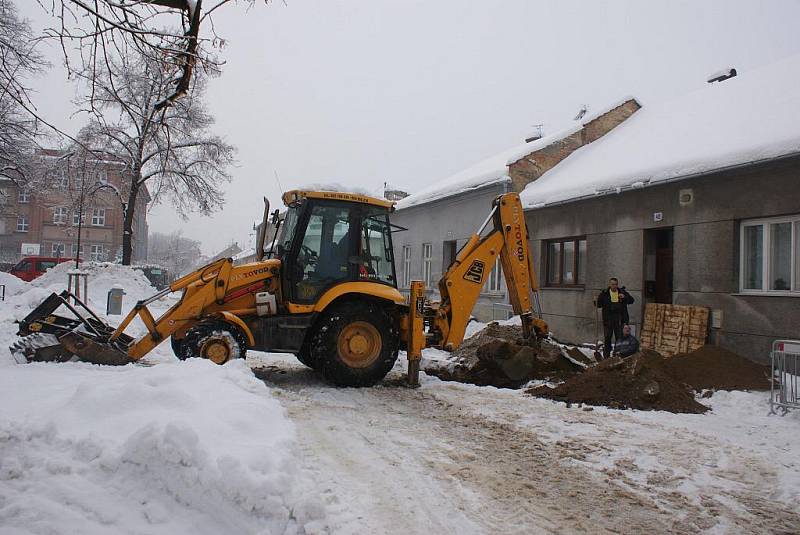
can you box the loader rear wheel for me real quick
[181,321,248,364]
[310,302,399,387]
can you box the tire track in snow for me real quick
[253,358,683,534]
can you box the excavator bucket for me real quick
[10,290,133,366]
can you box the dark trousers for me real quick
[603,316,623,358]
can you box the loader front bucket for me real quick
[58,332,132,366]
[10,290,134,366]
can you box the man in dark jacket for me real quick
[614,324,640,358]
[596,277,635,359]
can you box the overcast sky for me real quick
[17,0,800,255]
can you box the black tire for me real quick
[294,341,318,370]
[171,336,186,360]
[180,320,248,364]
[310,301,399,387]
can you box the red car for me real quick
[9,256,74,282]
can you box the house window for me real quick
[53,206,68,225]
[90,244,104,261]
[16,215,28,232]
[546,237,587,287]
[486,256,503,292]
[73,210,86,226]
[422,243,432,286]
[91,208,106,226]
[402,245,412,288]
[96,169,108,184]
[72,243,83,257]
[52,242,65,256]
[740,216,800,293]
[18,188,29,203]
[57,168,69,189]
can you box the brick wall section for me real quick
[507,98,641,193]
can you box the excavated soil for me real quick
[423,323,583,389]
[530,345,770,413]
[530,351,710,414]
[662,345,771,391]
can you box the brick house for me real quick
[0,149,149,264]
[391,99,639,320]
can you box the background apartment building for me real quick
[0,149,149,264]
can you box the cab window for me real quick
[294,204,353,301]
[359,211,395,285]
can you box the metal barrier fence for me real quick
[770,340,800,415]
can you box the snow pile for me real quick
[297,183,373,196]
[31,261,158,307]
[0,271,27,297]
[0,359,326,534]
[521,54,800,208]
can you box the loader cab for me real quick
[276,191,397,304]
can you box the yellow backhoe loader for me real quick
[11,190,547,386]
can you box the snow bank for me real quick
[0,359,326,534]
[521,54,800,208]
[0,271,27,297]
[31,261,158,308]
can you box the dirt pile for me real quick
[422,323,584,389]
[530,351,710,414]
[662,345,770,391]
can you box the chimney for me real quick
[525,124,544,144]
[707,67,737,83]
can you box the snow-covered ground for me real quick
[0,265,327,535]
[1,266,799,534]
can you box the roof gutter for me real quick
[523,150,800,211]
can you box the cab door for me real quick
[288,201,357,303]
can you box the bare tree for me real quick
[40,1,269,111]
[0,1,46,184]
[148,229,203,276]
[77,50,235,265]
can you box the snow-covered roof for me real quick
[521,55,800,210]
[395,98,635,210]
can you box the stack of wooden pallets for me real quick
[640,303,709,356]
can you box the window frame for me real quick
[545,236,587,288]
[52,242,65,256]
[18,188,29,203]
[91,208,106,227]
[739,215,800,295]
[90,244,104,261]
[53,206,68,225]
[401,245,412,288]
[57,168,69,189]
[16,215,28,232]
[422,242,432,286]
[485,255,503,293]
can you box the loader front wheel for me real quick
[310,302,399,387]
[181,321,248,364]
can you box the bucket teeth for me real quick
[9,333,73,364]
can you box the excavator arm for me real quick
[426,192,548,351]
